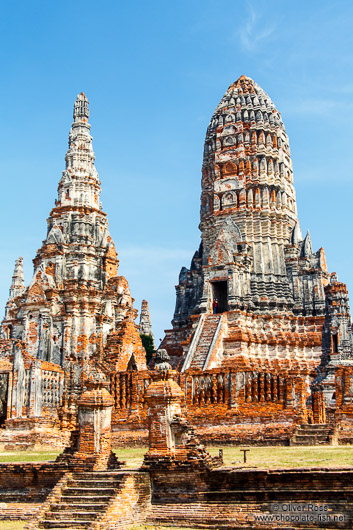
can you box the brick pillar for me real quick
[75,373,115,470]
[28,360,42,417]
[285,376,295,408]
[144,369,184,453]
[142,349,222,470]
[312,389,326,424]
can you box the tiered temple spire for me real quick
[59,92,100,210]
[0,93,146,431]
[8,257,25,300]
[139,299,154,340]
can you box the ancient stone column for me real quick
[144,350,184,454]
[71,372,119,470]
[142,349,222,470]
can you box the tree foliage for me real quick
[140,334,154,364]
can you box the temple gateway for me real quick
[1,76,353,448]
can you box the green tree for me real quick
[140,334,154,364]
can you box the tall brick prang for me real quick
[0,93,146,444]
[159,75,353,442]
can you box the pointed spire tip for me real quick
[73,92,89,121]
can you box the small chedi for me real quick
[142,349,221,469]
[0,93,146,447]
[56,371,122,470]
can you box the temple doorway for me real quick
[0,373,8,427]
[211,281,228,313]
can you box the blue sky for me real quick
[1,0,353,343]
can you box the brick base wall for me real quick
[148,467,353,528]
[1,462,353,528]
[0,463,64,520]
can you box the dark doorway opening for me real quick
[211,281,228,313]
[0,373,8,427]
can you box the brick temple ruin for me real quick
[1,354,353,528]
[0,76,353,449]
[0,93,147,448]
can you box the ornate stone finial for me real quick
[154,349,172,371]
[73,92,89,122]
[61,92,100,210]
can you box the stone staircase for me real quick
[190,314,222,369]
[36,471,126,529]
[290,424,334,446]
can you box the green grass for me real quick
[114,446,146,468]
[207,445,353,468]
[0,451,60,463]
[0,445,352,469]
[0,522,26,530]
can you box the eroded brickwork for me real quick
[0,94,146,444]
[0,77,352,447]
[142,350,222,470]
[159,75,353,442]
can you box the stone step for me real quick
[294,434,329,441]
[38,523,85,530]
[60,495,112,503]
[45,511,100,521]
[68,479,121,489]
[40,521,92,529]
[290,423,333,446]
[191,317,220,368]
[295,430,331,436]
[296,427,331,433]
[32,471,130,529]
[52,503,108,512]
[62,487,116,496]
[291,440,330,446]
[72,472,124,479]
[297,423,330,427]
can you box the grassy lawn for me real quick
[0,522,26,530]
[207,445,353,468]
[0,445,352,469]
[0,451,60,463]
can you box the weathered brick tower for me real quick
[160,75,353,442]
[0,94,146,441]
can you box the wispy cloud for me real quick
[238,2,277,52]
